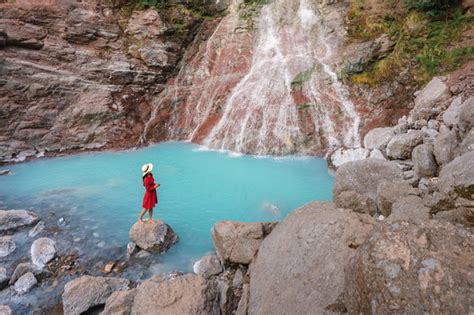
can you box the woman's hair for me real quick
[142,172,152,183]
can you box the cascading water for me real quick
[142,0,361,155]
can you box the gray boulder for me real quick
[0,236,16,258]
[458,129,474,155]
[62,276,130,315]
[386,130,424,159]
[333,158,403,203]
[248,202,374,315]
[376,181,419,217]
[344,220,473,314]
[103,288,137,315]
[212,221,276,265]
[458,96,474,135]
[129,220,178,253]
[433,127,458,165]
[193,254,223,278]
[438,151,474,200]
[412,144,437,177]
[386,195,430,222]
[334,190,377,215]
[13,272,37,294]
[0,209,39,232]
[363,127,395,150]
[412,77,451,120]
[442,96,463,127]
[31,237,56,268]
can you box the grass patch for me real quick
[291,65,317,91]
[297,103,316,110]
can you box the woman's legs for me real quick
[138,208,148,223]
[148,208,153,223]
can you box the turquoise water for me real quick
[0,142,333,274]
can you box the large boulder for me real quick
[412,144,437,177]
[433,127,458,165]
[31,237,56,268]
[129,220,178,253]
[376,181,419,217]
[363,127,395,150]
[0,236,16,258]
[412,77,451,120]
[344,220,473,314]
[62,276,130,315]
[0,209,39,232]
[442,96,463,127]
[193,254,223,278]
[248,202,374,314]
[333,158,403,205]
[386,130,424,159]
[114,274,221,315]
[212,221,276,265]
[438,151,474,200]
[458,96,474,135]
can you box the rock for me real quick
[434,207,474,227]
[102,288,137,315]
[334,190,377,215]
[329,147,369,169]
[0,267,9,290]
[232,268,245,288]
[212,221,274,265]
[386,195,430,222]
[62,276,130,315]
[235,283,249,315]
[129,220,178,253]
[28,221,45,238]
[433,127,458,165]
[442,96,463,126]
[438,151,474,200]
[193,254,223,278]
[58,217,66,227]
[413,77,451,120]
[418,177,437,194]
[0,236,16,258]
[344,220,473,314]
[129,274,220,314]
[412,144,437,177]
[9,262,43,285]
[363,127,395,150]
[136,250,151,258]
[421,126,439,145]
[427,119,440,130]
[31,237,56,268]
[0,209,39,232]
[376,181,419,217]
[102,262,115,274]
[369,149,385,160]
[216,278,239,315]
[248,202,374,314]
[333,158,403,203]
[386,130,424,159]
[458,129,474,155]
[0,305,12,315]
[0,170,9,176]
[458,96,474,135]
[126,241,137,256]
[13,272,37,294]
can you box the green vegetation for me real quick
[346,0,473,86]
[291,65,317,91]
[297,103,317,110]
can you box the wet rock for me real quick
[363,127,395,150]
[62,275,130,315]
[248,202,374,314]
[193,254,223,278]
[129,220,178,253]
[102,288,137,315]
[0,209,39,232]
[329,147,369,169]
[13,272,37,294]
[212,221,273,265]
[9,262,43,285]
[376,181,419,217]
[28,221,45,238]
[412,144,437,177]
[438,151,474,200]
[344,220,473,314]
[333,158,403,203]
[0,305,12,315]
[386,130,424,159]
[0,267,9,290]
[0,170,9,176]
[413,77,451,120]
[442,96,463,127]
[433,127,458,165]
[386,195,430,222]
[31,237,56,268]
[334,190,377,215]
[126,241,137,257]
[58,217,66,227]
[459,96,474,135]
[0,236,16,258]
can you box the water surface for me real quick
[0,142,333,274]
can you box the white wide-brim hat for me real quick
[141,163,153,176]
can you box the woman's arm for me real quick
[154,182,160,189]
[144,178,156,192]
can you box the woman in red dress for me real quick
[139,163,160,223]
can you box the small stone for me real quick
[97,241,106,248]
[127,242,137,256]
[0,236,16,258]
[74,237,81,242]
[58,217,66,227]
[29,221,45,238]
[31,237,56,268]
[136,250,151,258]
[9,262,42,285]
[93,232,99,238]
[13,272,37,294]
[102,262,115,273]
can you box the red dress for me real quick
[142,175,158,209]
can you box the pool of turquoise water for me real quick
[0,142,333,274]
